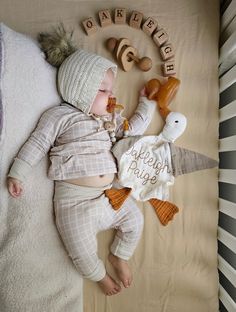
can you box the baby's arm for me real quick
[7,107,63,196]
[116,88,156,137]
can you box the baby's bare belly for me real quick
[65,173,115,187]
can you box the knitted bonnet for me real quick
[38,25,117,114]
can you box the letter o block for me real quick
[82,17,98,36]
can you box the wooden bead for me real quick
[114,8,127,24]
[82,17,98,36]
[142,17,158,36]
[137,57,152,71]
[106,38,118,52]
[129,11,143,29]
[162,61,176,77]
[160,44,174,61]
[98,9,112,27]
[153,29,168,47]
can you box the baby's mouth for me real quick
[106,97,124,113]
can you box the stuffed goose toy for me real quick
[106,78,218,225]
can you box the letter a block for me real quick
[98,9,112,27]
[114,8,127,24]
[82,17,98,36]
[142,17,158,36]
[129,11,143,29]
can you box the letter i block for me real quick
[98,9,112,27]
[153,29,168,47]
[114,8,127,24]
[162,61,176,76]
[160,44,174,60]
[129,11,143,29]
[82,17,98,35]
[142,17,158,36]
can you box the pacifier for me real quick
[107,97,124,113]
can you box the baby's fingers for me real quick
[9,182,23,198]
[140,87,147,96]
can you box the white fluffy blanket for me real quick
[0,24,83,312]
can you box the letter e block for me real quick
[129,11,143,29]
[142,17,158,36]
[162,61,176,76]
[82,17,98,36]
[98,9,112,27]
[114,8,127,24]
[153,29,168,47]
[160,44,174,60]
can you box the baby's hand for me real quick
[7,177,23,198]
[139,87,147,97]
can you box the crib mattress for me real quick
[0,0,219,311]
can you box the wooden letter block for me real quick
[129,11,143,29]
[82,17,98,36]
[153,29,168,47]
[162,61,176,76]
[98,9,112,27]
[160,44,174,60]
[142,17,158,36]
[114,8,127,24]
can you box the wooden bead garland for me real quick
[81,8,176,77]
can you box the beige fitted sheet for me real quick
[0,0,219,311]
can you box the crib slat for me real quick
[218,255,236,287]
[220,64,236,93]
[218,227,236,253]
[219,31,236,76]
[221,0,236,33]
[219,285,236,312]
[219,135,236,152]
[220,100,236,122]
[219,198,236,219]
[220,15,236,46]
[219,169,236,184]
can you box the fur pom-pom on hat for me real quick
[38,24,77,67]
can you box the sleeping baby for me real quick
[7,26,156,296]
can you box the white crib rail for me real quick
[219,2,236,311]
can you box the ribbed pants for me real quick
[53,181,144,282]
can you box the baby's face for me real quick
[90,69,114,116]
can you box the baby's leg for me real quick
[100,196,144,288]
[54,196,121,295]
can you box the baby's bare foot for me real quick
[98,273,121,296]
[108,253,132,288]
